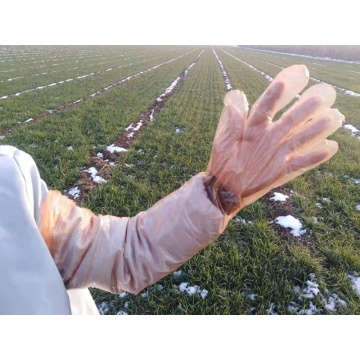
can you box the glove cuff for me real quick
[203,172,241,216]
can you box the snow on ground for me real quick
[213,48,232,90]
[0,50,195,101]
[173,270,182,277]
[288,273,347,314]
[234,216,253,225]
[97,301,110,315]
[116,310,128,315]
[274,215,306,236]
[68,186,80,199]
[223,49,273,82]
[85,167,107,184]
[106,144,128,153]
[176,282,209,299]
[346,273,360,296]
[344,124,360,137]
[67,145,73,151]
[270,192,289,202]
[242,47,360,65]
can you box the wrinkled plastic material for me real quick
[39,173,228,295]
[205,65,344,216]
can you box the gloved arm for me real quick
[39,64,344,296]
[39,174,228,294]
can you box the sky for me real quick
[1,0,359,45]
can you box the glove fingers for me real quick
[249,65,309,126]
[285,108,344,152]
[273,83,337,138]
[213,90,248,145]
[224,89,249,118]
[287,139,338,174]
[208,91,248,175]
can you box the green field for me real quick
[1,45,359,314]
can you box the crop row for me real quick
[0,49,197,130]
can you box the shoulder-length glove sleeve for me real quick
[39,173,229,295]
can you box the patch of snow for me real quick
[346,274,360,296]
[344,124,359,135]
[0,136,5,140]
[266,303,278,315]
[67,146,73,151]
[274,215,306,236]
[106,144,128,153]
[350,178,360,184]
[97,301,110,315]
[97,152,103,158]
[315,202,323,209]
[173,270,182,277]
[356,205,360,211]
[116,310,128,315]
[68,186,80,199]
[213,48,232,91]
[119,292,128,298]
[234,216,253,225]
[85,167,107,184]
[270,192,289,202]
[322,197,331,203]
[177,282,208,298]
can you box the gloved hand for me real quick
[204,65,344,217]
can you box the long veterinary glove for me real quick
[204,64,344,217]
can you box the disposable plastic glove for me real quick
[204,64,344,217]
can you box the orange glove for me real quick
[204,65,344,217]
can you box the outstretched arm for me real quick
[39,64,344,295]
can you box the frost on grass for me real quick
[270,192,289,202]
[274,215,306,236]
[176,282,208,299]
[346,273,360,296]
[85,167,107,184]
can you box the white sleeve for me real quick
[0,145,72,314]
